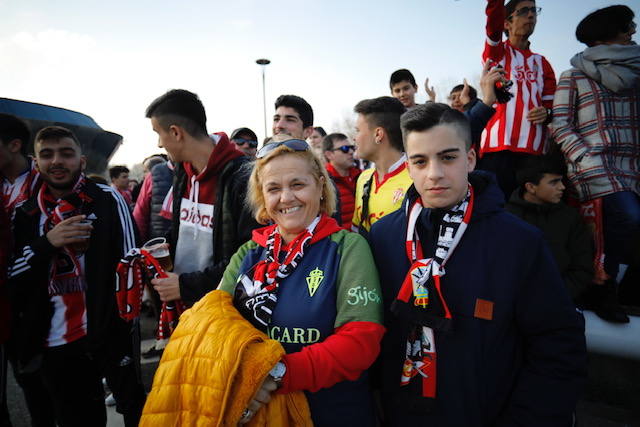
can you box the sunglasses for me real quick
[332,145,355,153]
[256,139,309,159]
[510,6,541,18]
[233,138,258,148]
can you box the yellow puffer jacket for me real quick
[140,290,312,426]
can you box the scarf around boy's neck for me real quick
[391,185,474,407]
[37,174,92,296]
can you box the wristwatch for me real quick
[269,361,286,386]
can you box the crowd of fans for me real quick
[0,1,638,426]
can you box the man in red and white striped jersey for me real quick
[8,126,145,427]
[479,0,556,197]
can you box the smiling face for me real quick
[391,80,418,108]
[35,137,86,192]
[448,90,464,112]
[261,153,324,243]
[406,124,476,210]
[273,106,311,139]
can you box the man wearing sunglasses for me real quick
[479,0,556,198]
[323,133,361,230]
[230,127,258,158]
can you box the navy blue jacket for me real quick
[368,172,586,427]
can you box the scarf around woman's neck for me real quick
[391,185,474,407]
[37,174,91,296]
[571,43,640,93]
[234,215,324,331]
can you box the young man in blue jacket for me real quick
[368,103,586,426]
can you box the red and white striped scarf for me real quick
[37,174,91,296]
[234,216,320,330]
[116,248,185,340]
[393,185,474,402]
[2,158,40,219]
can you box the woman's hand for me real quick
[238,376,278,424]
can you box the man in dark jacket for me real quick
[506,154,593,302]
[8,126,145,427]
[368,103,586,426]
[146,89,259,307]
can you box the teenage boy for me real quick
[479,0,556,197]
[8,126,145,426]
[323,133,361,230]
[390,69,421,109]
[352,97,412,235]
[146,89,259,307]
[506,154,593,302]
[368,103,586,426]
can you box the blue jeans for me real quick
[602,191,640,281]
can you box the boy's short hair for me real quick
[400,103,472,150]
[0,113,31,156]
[450,84,478,101]
[274,95,314,129]
[109,165,129,180]
[35,126,81,150]
[515,152,567,187]
[575,5,635,47]
[354,96,406,152]
[145,89,208,138]
[389,69,417,89]
[322,133,349,152]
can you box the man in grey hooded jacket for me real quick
[550,5,639,321]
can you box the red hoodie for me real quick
[326,164,361,230]
[173,133,244,275]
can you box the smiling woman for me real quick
[213,135,385,425]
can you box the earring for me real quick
[374,139,381,145]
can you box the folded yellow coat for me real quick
[140,290,313,426]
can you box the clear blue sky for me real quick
[2,0,638,166]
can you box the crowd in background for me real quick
[0,0,638,426]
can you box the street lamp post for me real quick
[256,58,271,141]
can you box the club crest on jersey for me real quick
[392,188,405,205]
[306,267,324,297]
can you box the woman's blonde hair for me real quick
[247,136,336,225]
